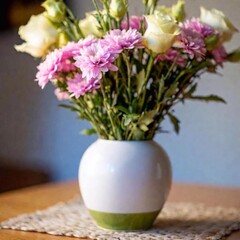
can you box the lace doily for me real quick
[1,198,240,240]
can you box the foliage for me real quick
[15,0,240,140]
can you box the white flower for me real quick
[15,13,58,58]
[109,0,127,21]
[143,13,181,53]
[200,7,238,42]
[79,12,102,37]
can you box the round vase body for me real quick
[79,139,172,230]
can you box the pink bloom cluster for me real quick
[67,73,101,98]
[121,16,144,30]
[74,41,118,82]
[35,29,143,98]
[157,18,226,66]
[180,18,227,64]
[211,46,227,64]
[179,18,217,61]
[156,49,186,67]
[54,88,69,101]
[179,19,212,61]
[35,36,95,89]
[104,29,143,53]
[181,18,216,38]
[179,29,207,61]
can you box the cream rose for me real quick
[143,13,181,54]
[79,12,103,37]
[15,13,58,58]
[200,7,238,42]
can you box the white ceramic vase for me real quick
[79,139,172,230]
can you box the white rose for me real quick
[200,7,238,42]
[143,13,181,53]
[15,13,58,58]
[79,12,103,37]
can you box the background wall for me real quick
[0,0,240,186]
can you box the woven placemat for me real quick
[1,198,240,240]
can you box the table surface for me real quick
[0,181,239,240]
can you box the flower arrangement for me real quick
[15,0,240,140]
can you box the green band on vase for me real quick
[88,209,160,230]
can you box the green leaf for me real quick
[115,106,130,114]
[132,128,145,140]
[205,35,219,50]
[187,95,226,103]
[139,124,149,132]
[165,82,178,98]
[123,114,139,126]
[58,104,79,112]
[131,98,139,113]
[137,69,145,94]
[80,128,97,135]
[184,83,198,97]
[168,113,180,134]
[227,48,240,62]
[138,110,156,126]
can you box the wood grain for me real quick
[0,181,239,240]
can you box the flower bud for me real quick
[155,0,185,22]
[42,0,66,21]
[171,0,186,22]
[110,0,127,21]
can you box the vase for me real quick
[79,139,172,230]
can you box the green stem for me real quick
[144,55,154,84]
[139,55,154,111]
[102,1,112,30]
[127,125,136,140]
[100,83,119,139]
[125,0,129,29]
[122,52,132,109]
[73,98,107,137]
[66,8,84,39]
[92,0,107,32]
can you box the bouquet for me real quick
[15,0,240,140]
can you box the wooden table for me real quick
[0,181,239,240]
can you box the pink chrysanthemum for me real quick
[121,16,144,30]
[181,18,216,38]
[36,49,62,89]
[179,29,206,61]
[74,40,118,81]
[54,88,69,101]
[67,73,100,98]
[103,28,143,53]
[156,48,186,67]
[212,46,227,65]
[35,36,96,89]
